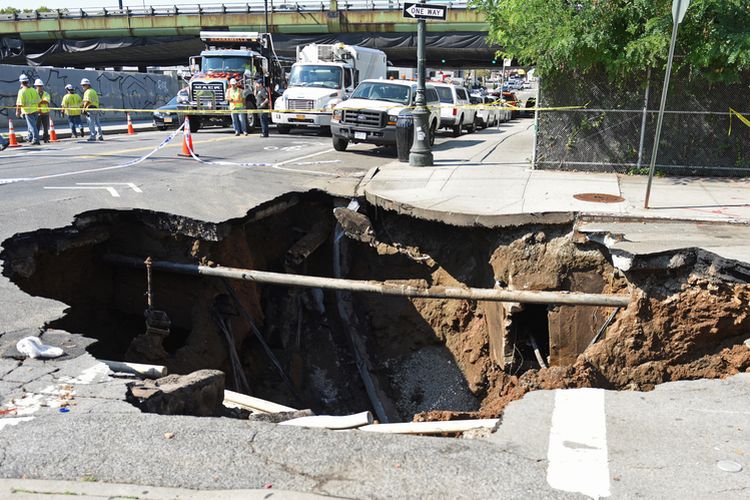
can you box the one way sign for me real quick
[403,2,447,20]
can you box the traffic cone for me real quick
[49,119,59,142]
[7,119,21,147]
[178,117,197,157]
[127,113,136,135]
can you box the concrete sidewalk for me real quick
[362,119,750,266]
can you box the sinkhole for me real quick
[2,191,749,422]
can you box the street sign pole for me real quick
[644,0,691,208]
[409,1,433,167]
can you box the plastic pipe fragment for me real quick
[279,411,374,429]
[223,390,297,414]
[100,359,167,379]
[359,419,500,435]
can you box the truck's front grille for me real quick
[342,109,384,128]
[288,99,315,111]
[191,81,225,106]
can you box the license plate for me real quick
[354,131,367,140]
[164,117,173,123]
[296,114,305,120]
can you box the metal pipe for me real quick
[636,68,651,169]
[104,254,632,307]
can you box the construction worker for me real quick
[226,78,247,136]
[34,79,52,143]
[254,77,270,138]
[81,78,103,141]
[61,84,84,138]
[15,74,40,145]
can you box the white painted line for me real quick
[0,416,35,430]
[547,388,610,498]
[44,186,121,197]
[76,182,143,193]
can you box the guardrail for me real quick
[0,1,471,20]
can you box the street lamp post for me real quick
[409,0,433,167]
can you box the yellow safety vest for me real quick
[37,90,51,114]
[61,93,83,116]
[16,86,40,115]
[83,88,99,108]
[227,87,245,110]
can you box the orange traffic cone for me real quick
[127,113,136,135]
[178,117,197,157]
[49,119,59,142]
[7,118,21,147]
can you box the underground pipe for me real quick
[359,419,500,435]
[279,411,374,429]
[223,390,297,414]
[103,255,632,307]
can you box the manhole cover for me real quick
[573,193,625,203]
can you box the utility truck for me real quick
[180,31,286,132]
[272,43,387,135]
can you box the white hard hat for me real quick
[229,78,237,85]
[65,84,74,90]
[19,74,29,82]
[34,79,44,87]
[81,78,91,85]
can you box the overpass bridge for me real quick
[0,1,495,68]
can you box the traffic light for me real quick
[492,59,497,64]
[441,59,446,64]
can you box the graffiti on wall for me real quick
[0,64,180,125]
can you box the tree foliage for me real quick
[473,0,750,82]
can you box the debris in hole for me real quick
[126,369,225,417]
[125,257,171,365]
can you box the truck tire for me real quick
[467,116,477,133]
[452,117,463,137]
[187,116,201,133]
[332,136,348,152]
[245,101,257,131]
[277,124,291,134]
[430,121,437,146]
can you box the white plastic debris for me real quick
[16,336,64,359]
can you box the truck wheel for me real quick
[277,124,291,134]
[452,117,463,138]
[430,121,437,146]
[187,117,201,133]
[332,136,348,152]
[467,117,477,133]
[245,102,258,131]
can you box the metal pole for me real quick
[408,4,433,167]
[636,68,652,170]
[264,0,270,33]
[104,254,632,307]
[644,17,679,208]
[531,76,540,168]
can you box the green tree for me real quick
[473,0,750,83]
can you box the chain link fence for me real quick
[534,70,750,176]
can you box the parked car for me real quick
[501,91,521,119]
[432,82,477,137]
[153,89,189,130]
[330,79,441,152]
[472,95,499,129]
[522,97,537,118]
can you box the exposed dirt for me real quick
[2,192,749,424]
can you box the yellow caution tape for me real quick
[729,108,750,135]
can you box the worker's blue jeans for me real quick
[231,111,248,135]
[86,110,103,140]
[24,112,40,143]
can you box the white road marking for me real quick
[44,186,121,197]
[76,182,142,193]
[547,388,611,498]
[0,417,35,430]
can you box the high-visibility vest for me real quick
[227,87,245,110]
[83,88,99,108]
[37,90,51,114]
[61,93,83,116]
[16,86,40,115]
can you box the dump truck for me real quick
[180,31,286,132]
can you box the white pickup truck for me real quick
[329,79,441,152]
[272,43,387,135]
[432,82,477,137]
